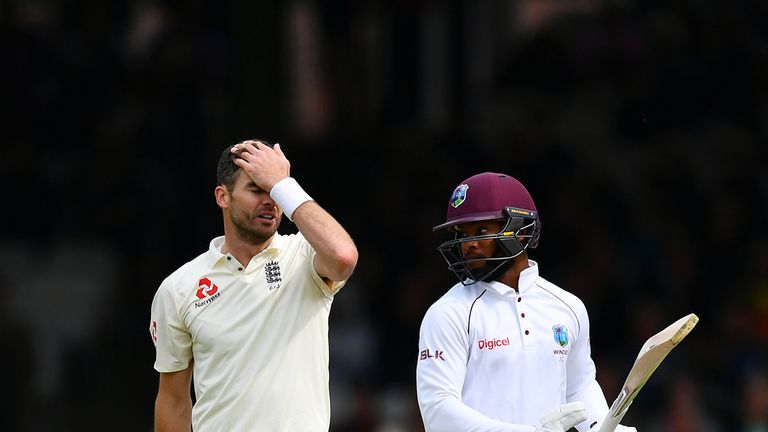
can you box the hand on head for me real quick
[231,140,291,192]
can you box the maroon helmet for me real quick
[435,172,541,285]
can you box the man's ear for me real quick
[215,185,230,209]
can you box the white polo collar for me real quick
[205,234,284,268]
[477,259,540,296]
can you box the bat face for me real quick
[598,313,699,432]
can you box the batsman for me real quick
[416,172,636,432]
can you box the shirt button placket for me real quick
[517,295,533,348]
[519,296,527,323]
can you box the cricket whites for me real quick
[597,313,699,432]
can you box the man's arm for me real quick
[230,140,357,282]
[564,303,610,432]
[155,362,193,432]
[417,305,584,432]
[292,201,357,282]
[417,305,523,431]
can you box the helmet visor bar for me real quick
[436,216,537,285]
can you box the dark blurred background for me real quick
[2,0,767,431]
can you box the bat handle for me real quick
[596,415,621,432]
[596,399,632,432]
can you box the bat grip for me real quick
[596,399,632,432]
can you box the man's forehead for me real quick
[233,172,262,189]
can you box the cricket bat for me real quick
[597,313,699,432]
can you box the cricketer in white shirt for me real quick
[416,260,610,432]
[151,233,345,430]
[151,140,358,432]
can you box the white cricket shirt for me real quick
[150,233,345,431]
[416,260,609,432]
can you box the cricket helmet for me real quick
[434,172,540,285]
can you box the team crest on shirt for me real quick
[451,184,469,208]
[552,325,570,347]
[265,260,282,291]
[552,325,570,359]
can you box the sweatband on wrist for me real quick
[270,177,313,221]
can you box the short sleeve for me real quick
[150,279,192,372]
[296,234,346,298]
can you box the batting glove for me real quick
[536,402,587,432]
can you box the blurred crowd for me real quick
[2,1,767,431]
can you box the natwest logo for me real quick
[196,277,219,299]
[195,277,221,308]
[478,336,510,350]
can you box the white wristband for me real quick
[270,177,313,221]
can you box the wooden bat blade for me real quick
[596,313,699,432]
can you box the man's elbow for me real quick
[331,245,358,281]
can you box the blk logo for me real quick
[420,349,445,361]
[196,277,219,299]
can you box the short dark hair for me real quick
[216,139,275,190]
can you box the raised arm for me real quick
[291,200,357,282]
[231,140,358,282]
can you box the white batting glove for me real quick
[536,402,587,432]
[589,423,637,432]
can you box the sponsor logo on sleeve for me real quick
[419,349,446,361]
[150,320,158,344]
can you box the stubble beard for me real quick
[464,248,513,283]
[230,207,278,246]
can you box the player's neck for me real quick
[496,254,530,292]
[221,230,273,266]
